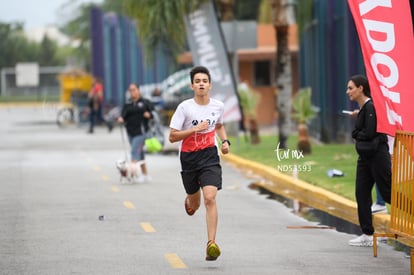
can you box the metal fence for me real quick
[374,131,414,273]
[89,8,178,107]
[299,1,365,143]
[0,66,65,100]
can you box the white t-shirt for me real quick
[170,98,224,153]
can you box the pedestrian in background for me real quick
[117,83,153,183]
[150,87,165,112]
[87,78,104,133]
[169,66,230,261]
[346,74,391,247]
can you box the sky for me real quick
[0,0,102,29]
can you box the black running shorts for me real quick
[180,164,222,195]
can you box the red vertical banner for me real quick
[348,0,414,136]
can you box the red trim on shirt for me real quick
[181,131,216,152]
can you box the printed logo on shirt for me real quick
[191,119,217,130]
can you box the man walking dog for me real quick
[117,83,153,183]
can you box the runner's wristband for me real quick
[222,139,231,146]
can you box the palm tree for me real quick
[123,0,235,60]
[238,81,261,144]
[59,2,101,68]
[123,0,198,60]
[124,0,298,150]
[292,87,318,154]
[271,0,296,150]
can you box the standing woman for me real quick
[117,83,153,183]
[346,75,391,246]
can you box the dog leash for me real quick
[119,124,130,162]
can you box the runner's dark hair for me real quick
[190,66,211,83]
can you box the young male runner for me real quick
[168,66,230,261]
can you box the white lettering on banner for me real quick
[185,1,241,122]
[386,102,402,125]
[371,53,399,89]
[359,0,391,16]
[189,10,229,85]
[191,11,207,35]
[380,86,400,103]
[363,19,395,52]
[196,35,213,53]
[358,1,402,127]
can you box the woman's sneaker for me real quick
[348,234,374,246]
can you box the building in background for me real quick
[88,2,383,144]
[89,8,179,108]
[178,23,299,127]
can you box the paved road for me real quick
[0,105,410,275]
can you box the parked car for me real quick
[139,68,192,125]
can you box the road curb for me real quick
[222,153,395,237]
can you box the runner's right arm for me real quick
[169,121,209,143]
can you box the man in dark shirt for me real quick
[117,83,154,183]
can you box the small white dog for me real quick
[115,159,131,183]
[115,159,145,183]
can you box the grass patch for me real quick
[230,135,358,201]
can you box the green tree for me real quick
[123,0,240,60]
[235,0,261,20]
[292,87,318,154]
[59,3,99,68]
[0,22,39,69]
[58,0,126,69]
[258,0,272,23]
[123,0,200,60]
[38,35,60,66]
[0,22,39,94]
[101,0,125,14]
[238,82,261,144]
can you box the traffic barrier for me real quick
[374,131,414,274]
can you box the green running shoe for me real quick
[206,240,221,261]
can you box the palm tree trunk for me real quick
[298,123,311,154]
[275,23,291,149]
[249,118,260,144]
[217,0,234,21]
[271,0,295,149]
